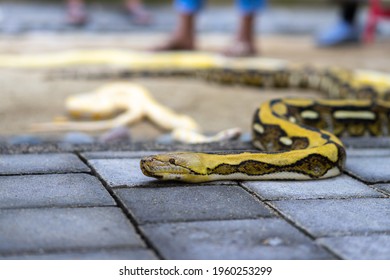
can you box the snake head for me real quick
[140,152,204,182]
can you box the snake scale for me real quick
[0,50,389,183]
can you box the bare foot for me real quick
[151,37,195,52]
[66,2,88,26]
[223,41,257,57]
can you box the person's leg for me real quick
[153,0,204,51]
[341,0,359,25]
[66,0,88,25]
[316,0,361,47]
[124,0,152,25]
[224,0,266,56]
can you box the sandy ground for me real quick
[0,33,389,140]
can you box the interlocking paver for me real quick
[0,207,145,255]
[272,198,390,237]
[115,185,274,224]
[242,175,384,201]
[346,156,390,183]
[82,151,162,160]
[88,158,162,187]
[374,184,390,195]
[0,248,158,260]
[0,174,115,209]
[140,219,334,260]
[343,137,390,149]
[0,0,389,262]
[346,149,390,157]
[88,158,236,187]
[0,153,89,175]
[317,235,390,260]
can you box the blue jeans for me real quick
[175,0,267,14]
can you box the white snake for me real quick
[28,82,241,144]
[0,50,389,182]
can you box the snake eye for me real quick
[169,158,176,164]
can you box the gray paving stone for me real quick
[0,207,145,255]
[317,235,390,260]
[0,153,89,175]
[88,158,163,187]
[374,184,390,195]
[346,149,390,157]
[346,156,390,183]
[0,174,115,209]
[272,198,390,237]
[0,248,158,260]
[115,185,274,224]
[82,151,163,160]
[88,158,237,187]
[141,219,334,260]
[342,137,390,149]
[242,175,384,201]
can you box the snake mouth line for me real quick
[140,157,194,178]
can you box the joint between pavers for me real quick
[344,170,390,185]
[0,244,153,259]
[136,216,278,226]
[110,184,187,190]
[263,195,388,202]
[238,182,343,260]
[313,230,390,239]
[0,171,92,177]
[111,182,242,190]
[368,187,390,198]
[342,172,390,197]
[237,182,281,215]
[0,204,118,211]
[75,152,164,260]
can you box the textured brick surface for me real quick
[82,151,162,160]
[0,207,145,255]
[346,149,390,157]
[0,153,89,175]
[318,235,390,260]
[141,219,334,260]
[343,137,390,149]
[0,248,158,260]
[243,175,383,200]
[0,174,115,209]
[346,156,390,183]
[115,185,274,224]
[1,143,390,260]
[272,198,390,237]
[88,158,163,187]
[374,184,390,195]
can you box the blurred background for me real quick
[0,0,389,144]
[0,0,389,35]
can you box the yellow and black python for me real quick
[0,50,389,183]
[139,57,390,183]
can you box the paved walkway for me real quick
[0,1,389,261]
[0,140,389,260]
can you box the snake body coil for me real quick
[139,56,390,183]
[0,51,388,183]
